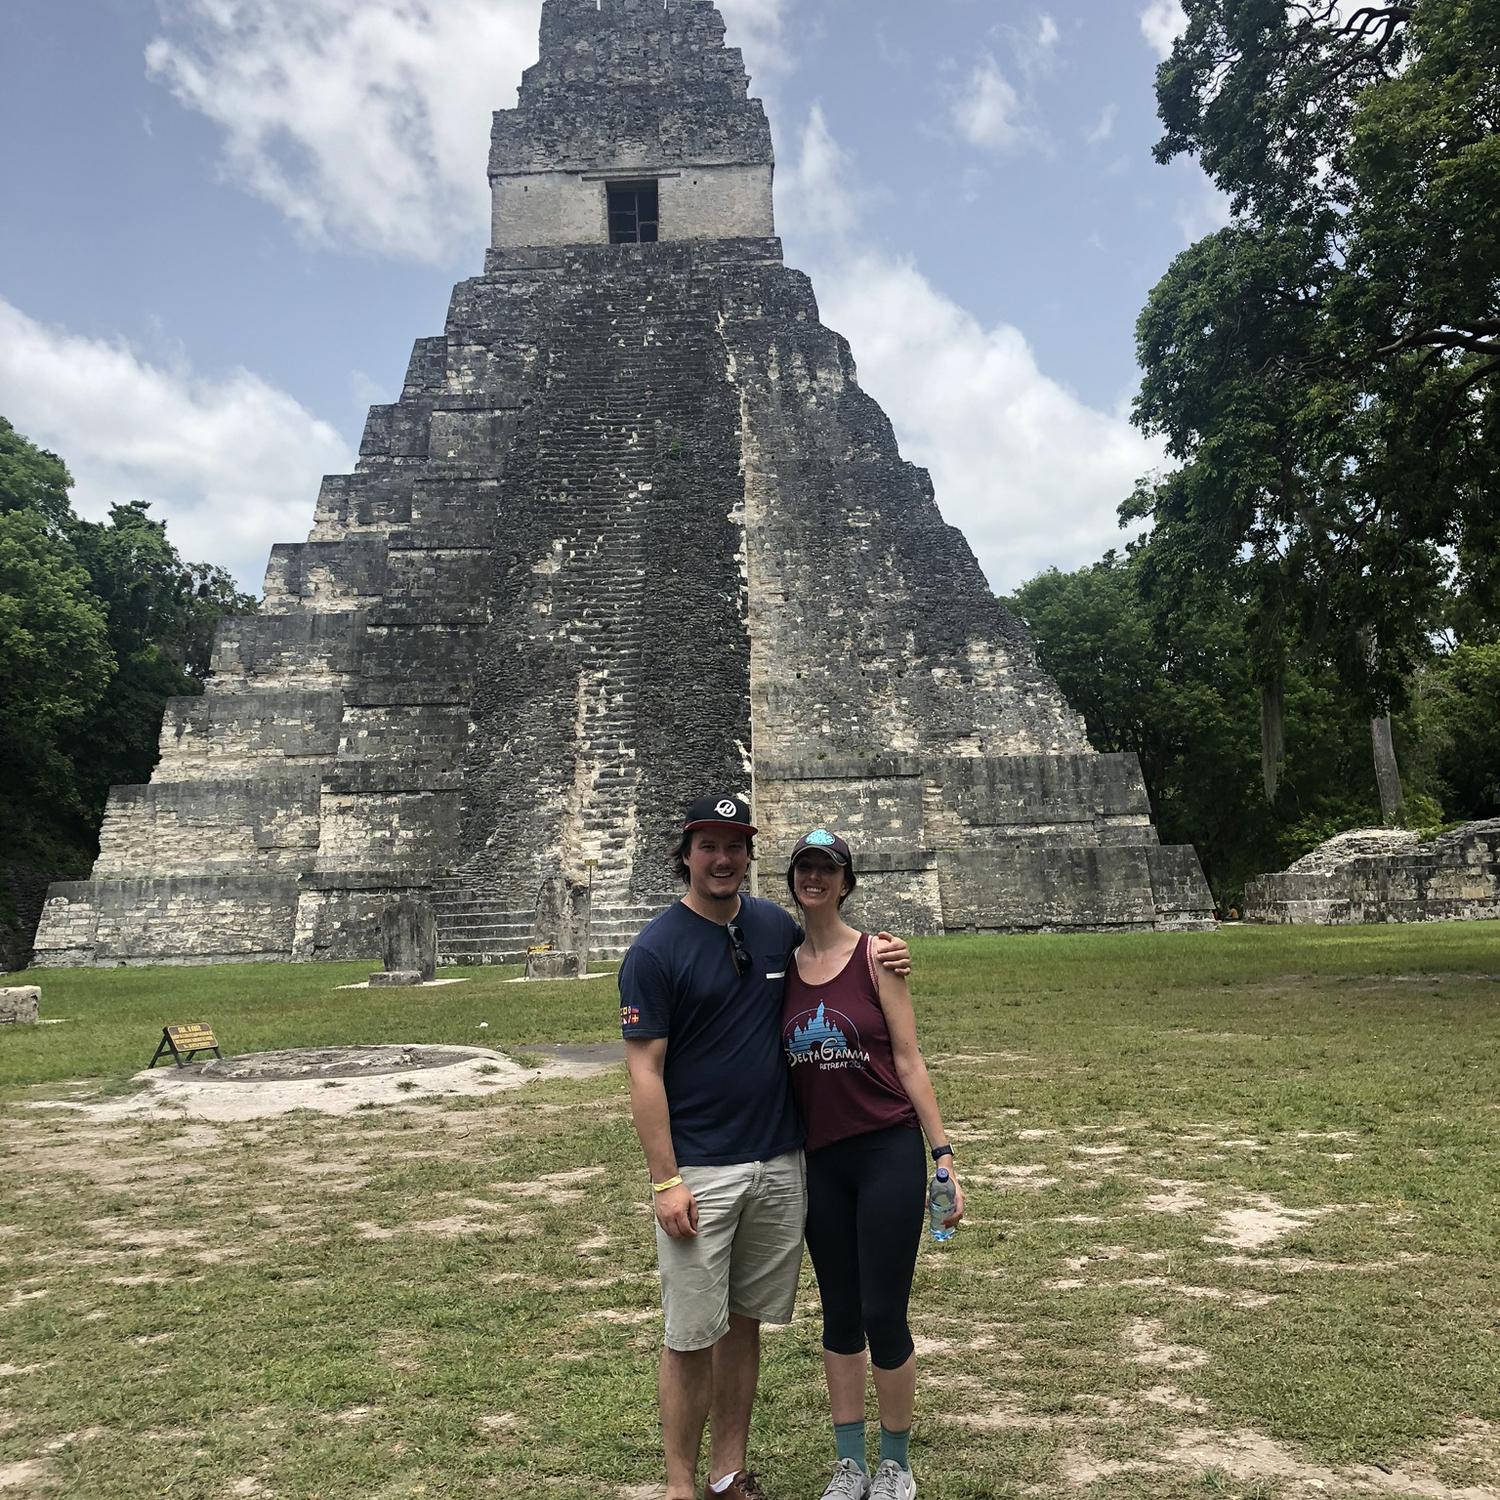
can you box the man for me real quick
[620,794,911,1500]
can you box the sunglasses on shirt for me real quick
[726,920,751,977]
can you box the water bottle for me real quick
[928,1167,957,1242]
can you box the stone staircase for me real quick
[431,875,658,966]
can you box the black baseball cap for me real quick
[788,829,854,869]
[683,794,758,835]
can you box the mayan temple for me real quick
[33,0,1214,968]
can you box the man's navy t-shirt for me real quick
[620,896,803,1168]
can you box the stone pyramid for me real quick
[35,0,1214,968]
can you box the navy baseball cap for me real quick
[788,828,853,869]
[683,794,758,835]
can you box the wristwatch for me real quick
[930,1143,953,1162]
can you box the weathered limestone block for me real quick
[0,988,40,1024]
[1244,820,1500,925]
[927,755,1155,837]
[526,871,591,979]
[92,778,322,878]
[372,897,438,985]
[939,847,1160,933]
[155,692,342,779]
[316,776,461,874]
[291,878,429,962]
[262,538,389,613]
[1147,847,1220,928]
[360,403,431,459]
[373,550,493,625]
[337,705,472,765]
[309,473,415,540]
[36,877,301,966]
[209,614,363,691]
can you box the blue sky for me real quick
[0,0,1217,594]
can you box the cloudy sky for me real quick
[0,0,1215,595]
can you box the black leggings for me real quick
[804,1123,927,1370]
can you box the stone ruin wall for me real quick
[1243,821,1500,925]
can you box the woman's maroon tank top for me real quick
[781,932,918,1152]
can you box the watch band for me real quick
[930,1143,953,1162]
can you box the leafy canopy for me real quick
[1131,0,1499,724]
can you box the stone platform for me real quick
[1243,821,1500,925]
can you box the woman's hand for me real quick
[940,1164,964,1229]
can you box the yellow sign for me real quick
[168,1024,218,1051]
[149,1023,223,1069]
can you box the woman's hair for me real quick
[785,851,857,908]
[673,828,756,884]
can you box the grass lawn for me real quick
[2,924,1498,1498]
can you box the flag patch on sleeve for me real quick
[621,1005,641,1027]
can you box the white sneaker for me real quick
[869,1460,916,1500]
[820,1458,871,1500]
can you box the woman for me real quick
[780,829,964,1500]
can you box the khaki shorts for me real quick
[655,1151,807,1352]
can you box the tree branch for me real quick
[1379,328,1500,359]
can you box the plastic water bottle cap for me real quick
[936,1167,950,1181]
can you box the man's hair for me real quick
[673,827,756,884]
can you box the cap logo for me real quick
[806,829,836,847]
[715,799,739,819]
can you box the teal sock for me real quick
[879,1425,911,1471]
[834,1419,868,1473]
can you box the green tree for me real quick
[0,508,115,878]
[1010,550,1382,904]
[1131,0,1500,817]
[0,416,74,533]
[1400,643,1500,821]
[0,417,258,965]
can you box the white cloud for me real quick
[718,0,792,78]
[1085,103,1118,144]
[1140,0,1188,60]
[950,55,1029,153]
[0,299,354,593]
[1175,178,1234,244]
[146,0,540,262]
[775,104,868,240]
[146,0,791,264]
[778,115,1164,593]
[1037,14,1060,49]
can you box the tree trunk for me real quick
[1371,714,1404,823]
[1259,680,1285,803]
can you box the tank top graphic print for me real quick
[781,932,917,1153]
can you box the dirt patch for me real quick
[1208,1195,1338,1251]
[967,1164,1061,1190]
[1216,1252,1430,1274]
[1124,1318,1209,1371]
[1064,1423,1500,1498]
[1140,1180,1209,1215]
[25,1045,618,1123]
[0,1461,47,1491]
[1139,1383,1210,1414]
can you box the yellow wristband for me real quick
[651,1175,684,1194]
